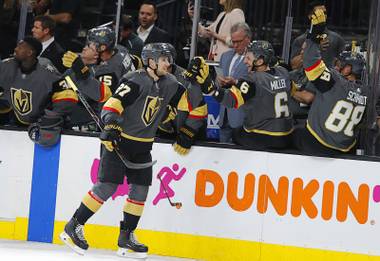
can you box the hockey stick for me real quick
[65,76,157,169]
[157,175,182,209]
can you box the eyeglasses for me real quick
[231,38,246,45]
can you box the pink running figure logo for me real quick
[153,163,187,205]
[90,159,129,200]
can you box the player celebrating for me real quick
[292,8,368,155]
[59,43,204,258]
[186,41,294,150]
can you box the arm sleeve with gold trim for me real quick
[69,70,112,103]
[101,79,140,124]
[213,80,256,109]
[303,39,335,93]
[51,76,78,116]
[176,83,207,132]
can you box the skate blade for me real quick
[117,247,147,259]
[59,231,86,255]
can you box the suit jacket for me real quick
[40,41,65,73]
[218,49,249,128]
[144,26,172,45]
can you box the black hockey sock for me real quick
[123,212,141,231]
[73,203,95,225]
[73,190,105,225]
[122,198,145,231]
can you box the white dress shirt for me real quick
[137,24,154,43]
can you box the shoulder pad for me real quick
[38,57,60,75]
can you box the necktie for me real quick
[230,55,242,77]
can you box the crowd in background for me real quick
[0,0,376,156]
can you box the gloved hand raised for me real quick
[185,57,216,94]
[308,8,327,43]
[99,124,122,152]
[62,51,90,80]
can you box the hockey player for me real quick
[60,43,204,258]
[62,27,143,128]
[186,42,294,150]
[0,37,77,145]
[158,43,208,146]
[292,9,368,155]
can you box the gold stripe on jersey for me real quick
[306,121,356,152]
[230,86,245,108]
[121,132,155,142]
[305,59,327,81]
[124,199,144,216]
[103,97,124,114]
[82,191,103,213]
[244,127,294,136]
[99,83,112,103]
[189,104,208,119]
[178,91,189,112]
[52,89,78,103]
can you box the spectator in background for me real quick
[31,0,50,16]
[290,0,345,70]
[136,1,172,44]
[118,14,144,56]
[175,0,210,67]
[0,0,17,59]
[217,22,251,143]
[198,0,245,62]
[32,15,65,73]
[47,0,81,51]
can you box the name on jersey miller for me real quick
[270,79,287,91]
[346,91,367,105]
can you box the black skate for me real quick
[117,221,148,259]
[59,217,89,255]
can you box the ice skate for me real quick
[59,217,89,255]
[117,221,148,259]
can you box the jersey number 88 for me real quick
[325,100,365,137]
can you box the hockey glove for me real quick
[62,51,79,68]
[63,51,90,80]
[131,54,143,70]
[184,56,209,84]
[308,9,327,43]
[173,125,196,156]
[99,124,122,152]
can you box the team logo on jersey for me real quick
[142,96,163,126]
[11,88,32,115]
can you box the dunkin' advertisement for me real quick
[53,135,380,256]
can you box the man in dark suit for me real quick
[32,15,65,73]
[217,22,252,143]
[136,1,172,44]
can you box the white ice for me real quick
[0,239,197,261]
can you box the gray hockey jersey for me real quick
[0,58,77,125]
[215,66,293,136]
[101,70,180,144]
[303,39,368,152]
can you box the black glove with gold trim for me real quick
[173,125,196,156]
[308,8,327,43]
[62,51,90,80]
[100,124,122,152]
